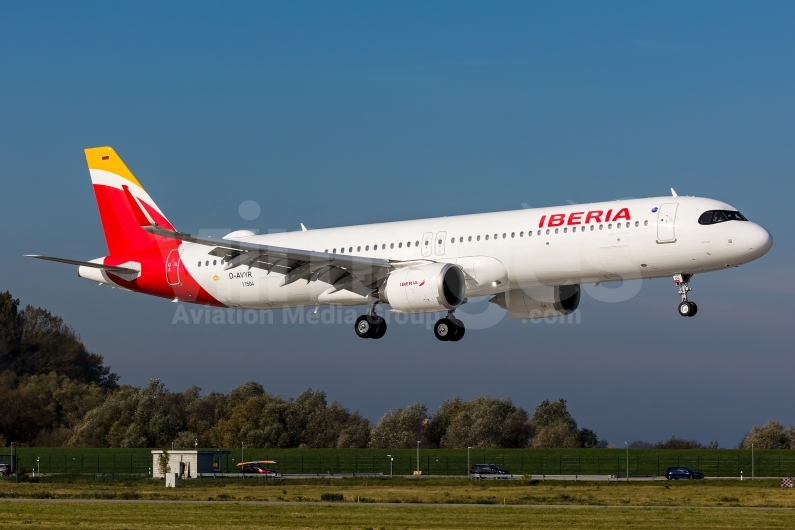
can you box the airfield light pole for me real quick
[467,447,472,481]
[416,441,420,475]
[751,443,754,480]
[625,442,629,482]
[387,455,393,477]
[37,457,40,478]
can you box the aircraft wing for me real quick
[143,226,392,296]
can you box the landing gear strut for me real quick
[674,274,697,317]
[434,311,465,342]
[355,302,387,339]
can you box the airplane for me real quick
[28,146,773,342]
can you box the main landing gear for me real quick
[674,274,698,317]
[434,312,465,342]
[355,314,387,339]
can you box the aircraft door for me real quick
[434,231,447,256]
[166,249,182,286]
[656,203,678,243]
[421,232,433,257]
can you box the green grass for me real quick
[1,476,794,508]
[1,501,793,529]
[5,448,795,478]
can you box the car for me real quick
[469,463,511,476]
[665,466,704,480]
[237,461,277,475]
[0,464,10,477]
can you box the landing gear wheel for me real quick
[688,302,698,317]
[371,317,387,339]
[355,315,377,338]
[449,319,465,342]
[434,318,457,341]
[678,301,692,317]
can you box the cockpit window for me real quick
[698,210,748,225]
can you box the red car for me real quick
[237,461,277,475]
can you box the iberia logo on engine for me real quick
[401,280,426,287]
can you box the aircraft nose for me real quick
[746,223,773,258]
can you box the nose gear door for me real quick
[657,203,678,243]
[166,249,182,286]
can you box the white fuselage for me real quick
[179,196,772,309]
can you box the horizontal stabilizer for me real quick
[25,255,141,281]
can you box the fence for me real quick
[4,450,795,478]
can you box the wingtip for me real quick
[671,188,678,197]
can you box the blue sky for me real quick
[1,1,793,447]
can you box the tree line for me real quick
[1,291,792,449]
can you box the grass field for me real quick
[1,476,794,508]
[2,477,794,529]
[5,447,795,478]
[2,501,795,530]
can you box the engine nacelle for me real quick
[490,285,580,319]
[380,263,465,312]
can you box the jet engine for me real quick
[379,263,465,313]
[490,285,580,319]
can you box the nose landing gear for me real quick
[434,311,466,342]
[674,274,698,317]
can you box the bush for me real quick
[320,493,344,502]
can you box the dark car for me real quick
[0,464,10,477]
[469,463,511,476]
[665,466,704,480]
[240,463,277,475]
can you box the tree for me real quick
[0,292,118,389]
[157,450,170,475]
[69,380,187,447]
[0,387,51,444]
[369,404,429,448]
[652,436,704,449]
[739,421,789,449]
[438,397,531,448]
[531,399,584,448]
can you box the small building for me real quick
[151,450,230,479]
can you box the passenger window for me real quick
[477,235,481,241]
[485,234,489,240]
[511,232,515,238]
[406,241,410,247]
[503,233,507,239]
[459,237,463,242]
[340,248,345,253]
[213,260,217,265]
[450,238,454,243]
[545,229,549,235]
[366,245,369,251]
[349,247,353,253]
[555,228,559,234]
[644,220,648,226]
[415,241,419,246]
[390,243,394,249]
[520,231,524,237]
[398,243,402,248]
[635,221,639,227]
[494,233,498,239]
[608,223,612,229]
[468,236,472,242]
[333,248,336,253]
[357,246,361,252]
[197,262,201,267]
[590,225,594,231]
[563,227,567,233]
[580,226,584,232]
